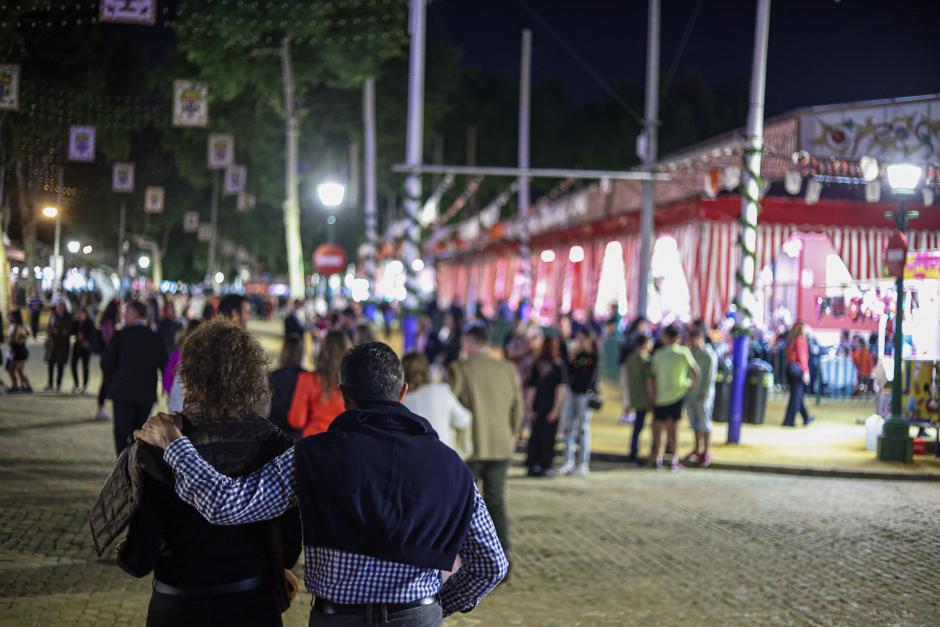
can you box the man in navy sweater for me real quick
[137,342,507,626]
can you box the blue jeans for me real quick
[563,393,592,466]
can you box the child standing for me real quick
[685,328,717,467]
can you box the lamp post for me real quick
[42,205,61,288]
[317,181,345,243]
[878,163,923,463]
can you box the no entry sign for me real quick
[313,243,347,277]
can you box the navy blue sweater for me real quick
[293,400,476,571]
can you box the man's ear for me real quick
[398,382,409,401]
[340,385,355,410]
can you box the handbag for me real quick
[587,391,604,411]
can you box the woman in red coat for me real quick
[287,330,351,437]
[783,321,815,427]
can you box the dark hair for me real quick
[218,294,248,318]
[689,327,703,340]
[279,333,305,368]
[537,334,560,361]
[317,330,353,397]
[101,299,120,324]
[401,351,431,390]
[626,316,648,334]
[339,342,404,405]
[129,300,149,320]
[10,309,24,326]
[464,323,488,345]
[662,324,680,341]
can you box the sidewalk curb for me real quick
[589,451,940,482]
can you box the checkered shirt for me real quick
[164,437,507,616]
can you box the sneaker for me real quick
[670,457,684,472]
[72,386,80,394]
[96,409,112,421]
[699,452,713,468]
[573,463,590,477]
[619,412,636,425]
[683,451,701,465]
[652,456,664,470]
[804,416,816,426]
[557,460,576,476]
[42,385,53,392]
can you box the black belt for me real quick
[312,595,439,621]
[153,576,263,598]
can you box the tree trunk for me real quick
[16,158,38,293]
[281,35,305,300]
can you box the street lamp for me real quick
[82,245,93,255]
[878,163,923,462]
[42,206,62,287]
[317,182,345,243]
[138,255,151,269]
[67,240,80,254]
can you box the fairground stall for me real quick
[429,95,940,338]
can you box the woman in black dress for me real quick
[524,334,569,477]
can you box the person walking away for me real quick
[402,351,473,457]
[852,335,875,395]
[625,335,654,465]
[103,301,169,455]
[284,299,304,338]
[70,306,96,393]
[523,334,569,478]
[135,341,508,625]
[558,329,599,476]
[27,291,43,338]
[619,316,649,424]
[95,300,120,420]
[92,319,302,627]
[269,333,306,440]
[649,325,699,471]
[44,300,72,392]
[782,321,815,427]
[502,318,535,386]
[287,329,351,437]
[7,310,33,393]
[684,328,717,468]
[450,323,524,560]
[156,301,182,356]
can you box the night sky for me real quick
[429,0,940,117]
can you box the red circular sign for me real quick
[884,230,909,278]
[313,243,348,276]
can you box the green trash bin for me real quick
[712,358,733,423]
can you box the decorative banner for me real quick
[207,134,234,169]
[223,165,246,195]
[197,223,213,242]
[144,186,165,213]
[112,162,135,193]
[68,125,96,162]
[172,80,209,127]
[99,0,157,25]
[237,192,256,212]
[0,64,21,111]
[183,211,200,233]
[800,98,940,162]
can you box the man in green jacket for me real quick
[450,324,524,558]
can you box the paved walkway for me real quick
[2,344,939,625]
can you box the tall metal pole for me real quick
[636,0,660,319]
[117,201,126,284]
[362,78,379,299]
[53,165,64,289]
[727,0,772,444]
[401,0,426,349]
[208,168,220,293]
[0,112,9,317]
[517,29,533,316]
[281,35,306,301]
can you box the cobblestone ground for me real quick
[2,347,939,626]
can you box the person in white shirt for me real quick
[402,351,473,456]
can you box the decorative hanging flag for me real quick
[183,211,200,233]
[173,80,209,127]
[224,165,246,195]
[197,223,213,242]
[112,163,135,192]
[207,134,234,169]
[0,64,21,111]
[68,126,96,162]
[144,186,165,213]
[237,192,256,211]
[99,0,157,25]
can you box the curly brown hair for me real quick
[179,318,270,417]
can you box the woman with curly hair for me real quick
[108,319,301,626]
[288,329,352,437]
